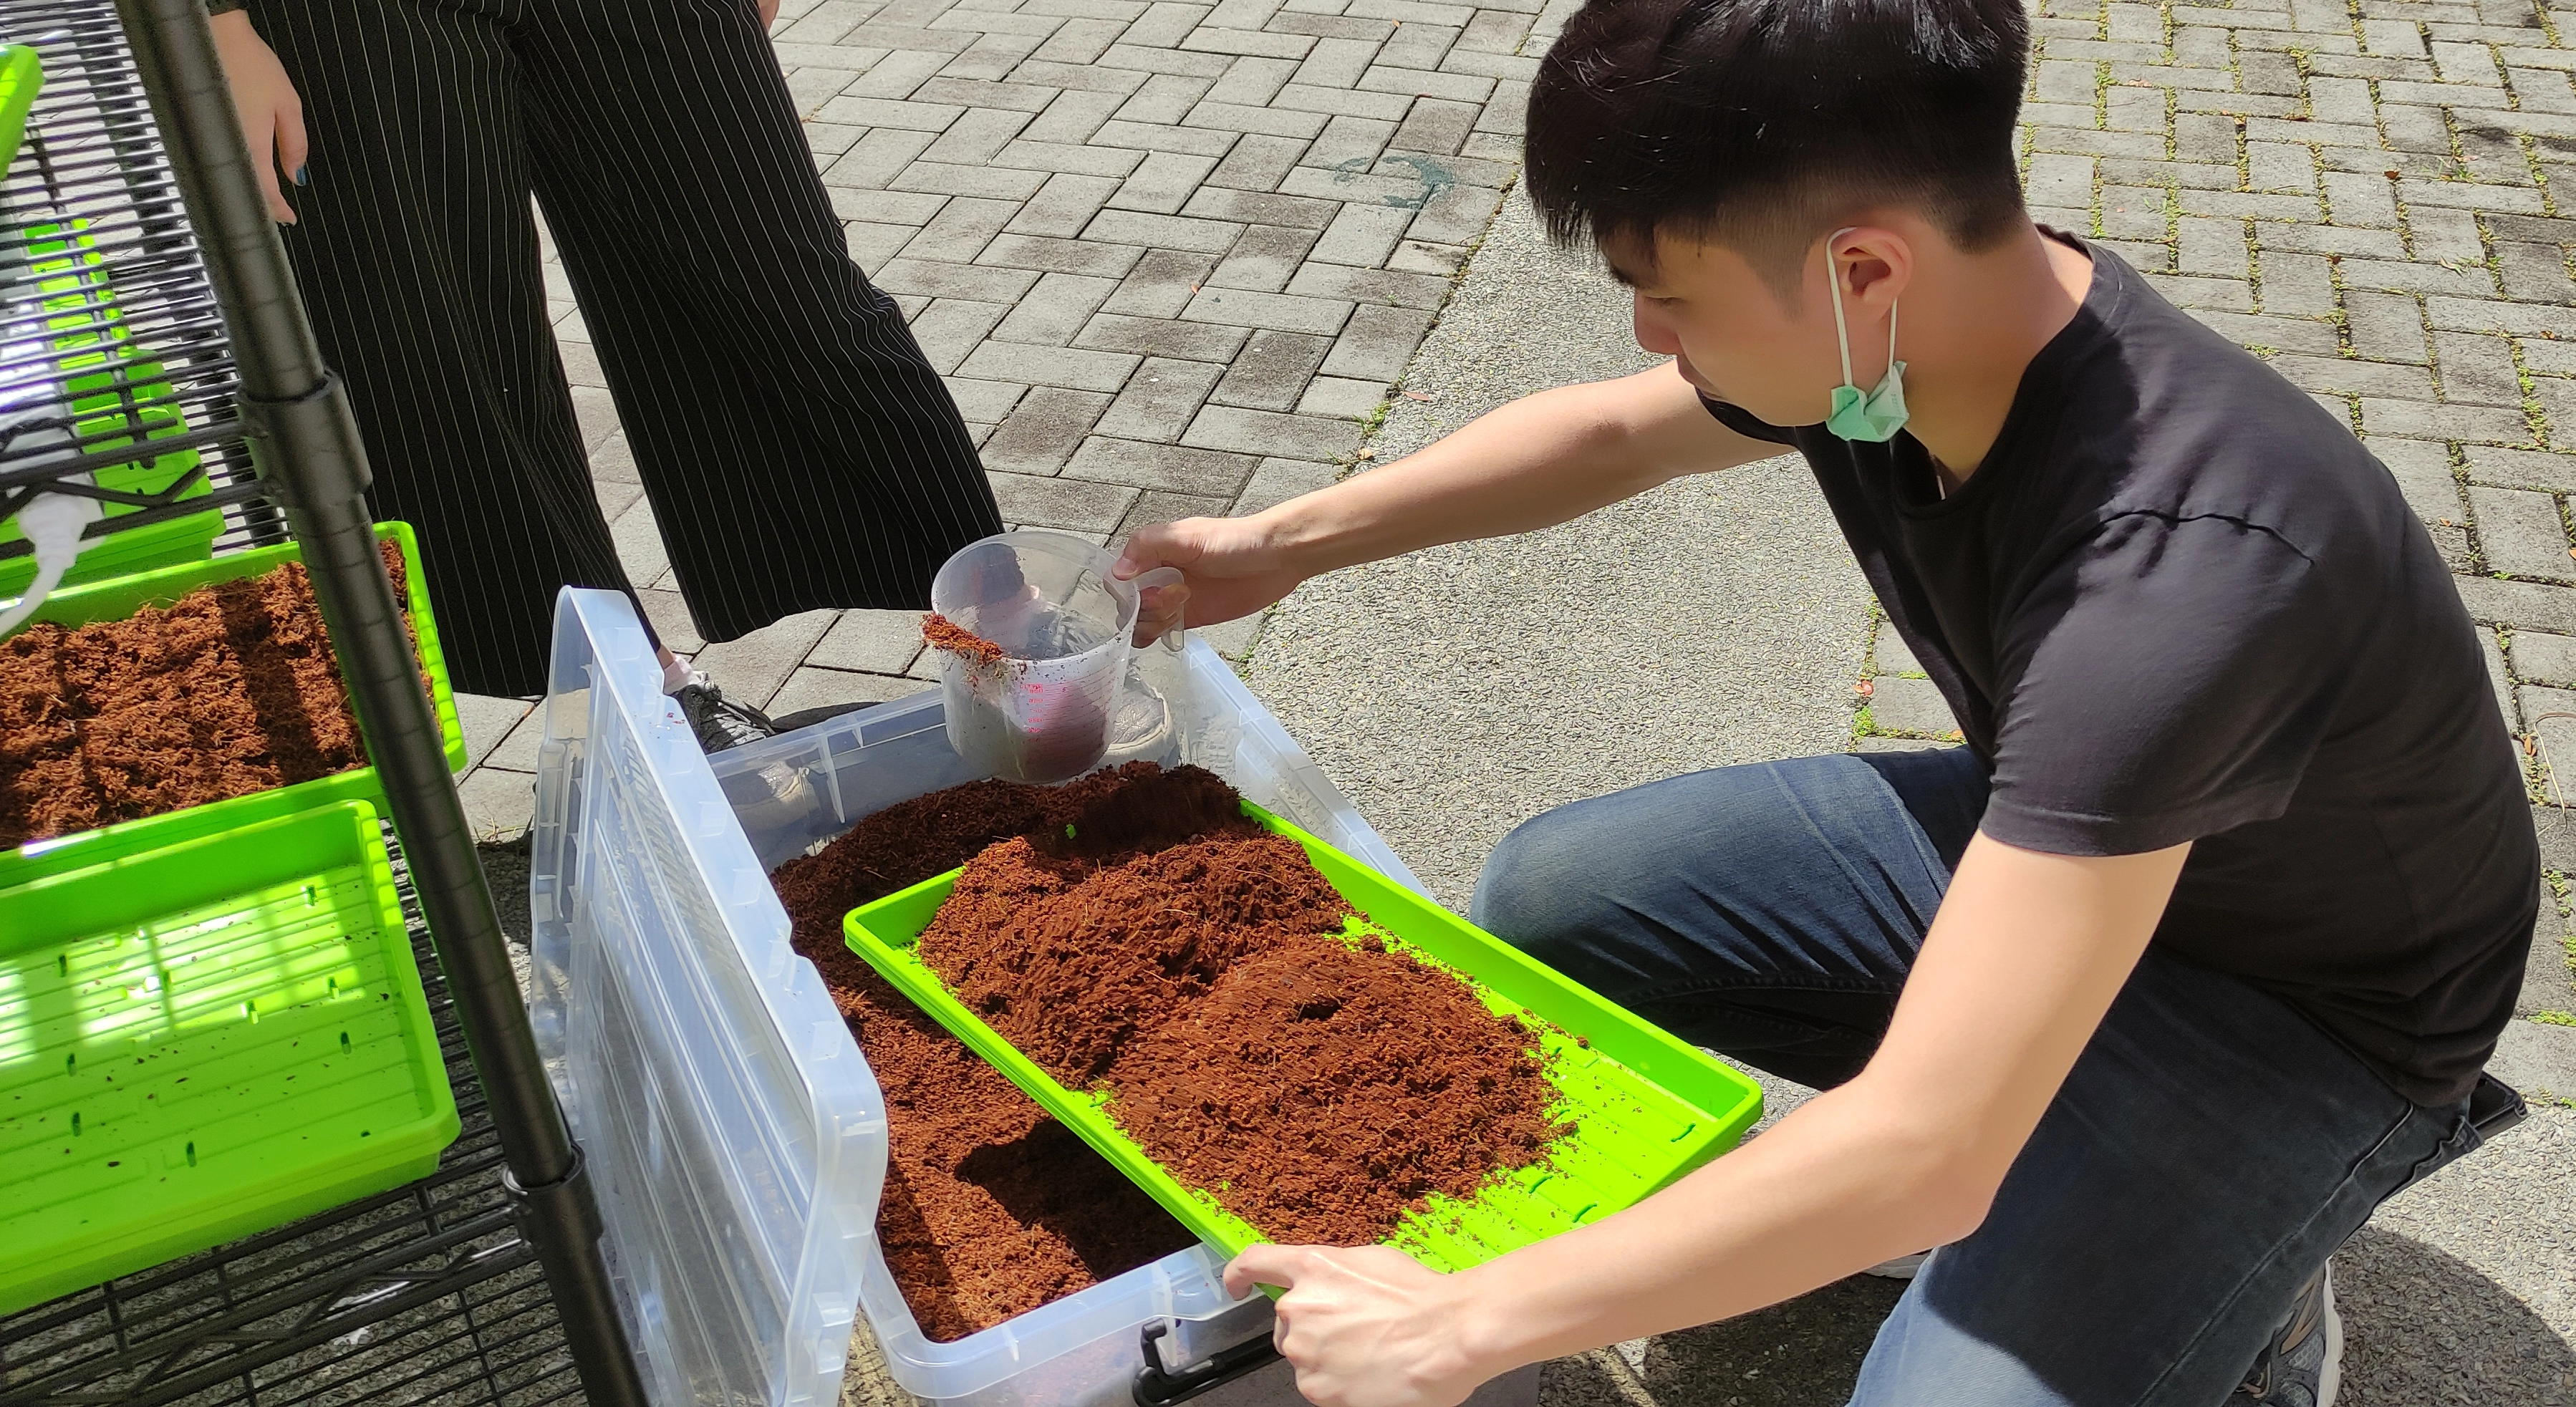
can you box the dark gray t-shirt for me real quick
[1706,234,2535,1106]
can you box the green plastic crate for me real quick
[1,521,469,866]
[0,799,460,1315]
[0,218,223,596]
[0,45,36,172]
[844,803,1765,1277]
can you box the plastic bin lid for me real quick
[528,588,888,1407]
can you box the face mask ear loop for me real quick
[1828,234,1857,389]
[1885,297,1899,377]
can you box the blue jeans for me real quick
[1470,749,2481,1407]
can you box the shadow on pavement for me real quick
[1541,1276,1906,1406]
[1531,1229,2576,1406]
[2336,1225,2576,1406]
[478,834,533,946]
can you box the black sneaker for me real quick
[673,676,819,829]
[2238,1265,2342,1407]
[672,678,777,754]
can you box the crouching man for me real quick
[1115,0,2537,1401]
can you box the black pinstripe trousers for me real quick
[249,0,1003,696]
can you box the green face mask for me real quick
[1824,233,1908,443]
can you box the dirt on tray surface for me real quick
[770,763,1219,1342]
[919,831,1340,1086]
[0,541,410,849]
[1110,934,1566,1246]
[812,954,1197,1342]
[773,760,1566,1330]
[914,779,1569,1250]
[770,760,1243,912]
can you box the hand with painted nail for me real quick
[208,9,309,225]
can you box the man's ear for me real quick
[1829,227,1914,314]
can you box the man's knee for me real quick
[1470,801,1621,959]
[1851,1286,2066,1407]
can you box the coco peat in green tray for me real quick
[0,521,468,862]
[846,802,1765,1275]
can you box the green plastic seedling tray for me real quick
[0,219,222,595]
[0,402,219,599]
[1,521,469,866]
[844,803,1766,1277]
[0,46,37,173]
[0,799,460,1315]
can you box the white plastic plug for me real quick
[0,490,105,637]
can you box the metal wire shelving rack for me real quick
[0,0,264,559]
[1,882,571,1407]
[0,6,645,1404]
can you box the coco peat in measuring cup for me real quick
[925,530,1183,783]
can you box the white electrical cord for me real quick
[0,490,103,637]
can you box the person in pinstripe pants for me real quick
[205,0,1004,748]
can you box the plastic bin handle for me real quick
[1129,564,1187,654]
[1132,1320,1281,1406]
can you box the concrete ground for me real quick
[428,0,2576,1398]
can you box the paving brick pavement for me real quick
[457,0,1560,833]
[1843,1,2576,904]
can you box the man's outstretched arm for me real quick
[1115,360,1777,637]
[1227,833,2193,1407]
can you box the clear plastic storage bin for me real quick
[529,590,885,1407]
[530,589,1429,1406]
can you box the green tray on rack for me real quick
[844,803,1766,1276]
[1,521,469,867]
[0,218,223,596]
[0,45,36,171]
[0,799,460,1316]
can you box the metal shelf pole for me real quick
[105,5,647,1403]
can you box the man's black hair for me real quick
[1524,0,2031,296]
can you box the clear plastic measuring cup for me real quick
[927,530,1183,783]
